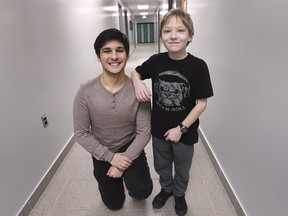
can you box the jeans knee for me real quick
[129,180,153,200]
[103,196,125,210]
[105,201,124,210]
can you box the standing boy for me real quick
[131,9,214,216]
[73,28,153,210]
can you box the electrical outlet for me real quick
[41,114,49,128]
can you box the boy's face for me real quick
[98,40,128,75]
[161,16,192,57]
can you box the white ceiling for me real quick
[121,0,161,16]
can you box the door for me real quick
[137,23,155,43]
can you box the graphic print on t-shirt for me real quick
[154,71,190,112]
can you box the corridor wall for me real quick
[0,0,133,215]
[186,0,288,215]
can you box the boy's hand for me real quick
[134,80,151,102]
[164,126,182,143]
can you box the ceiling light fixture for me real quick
[137,5,149,10]
[139,12,148,16]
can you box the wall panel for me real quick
[187,0,288,215]
[0,0,121,215]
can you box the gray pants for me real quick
[152,136,194,197]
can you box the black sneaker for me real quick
[174,195,187,216]
[152,189,173,209]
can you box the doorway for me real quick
[137,23,155,43]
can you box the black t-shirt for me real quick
[136,52,214,144]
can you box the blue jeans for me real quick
[152,136,194,197]
[92,140,153,210]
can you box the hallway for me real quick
[28,44,237,216]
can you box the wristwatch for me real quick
[179,123,188,134]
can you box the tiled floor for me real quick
[28,44,238,216]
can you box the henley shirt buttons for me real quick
[112,95,115,109]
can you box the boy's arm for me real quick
[131,70,151,101]
[164,99,208,142]
[182,99,207,129]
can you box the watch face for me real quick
[179,123,188,133]
[181,126,188,133]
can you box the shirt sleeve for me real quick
[123,100,151,160]
[73,86,114,162]
[195,59,214,99]
[135,54,158,80]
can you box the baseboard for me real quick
[17,135,75,216]
[198,128,246,216]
